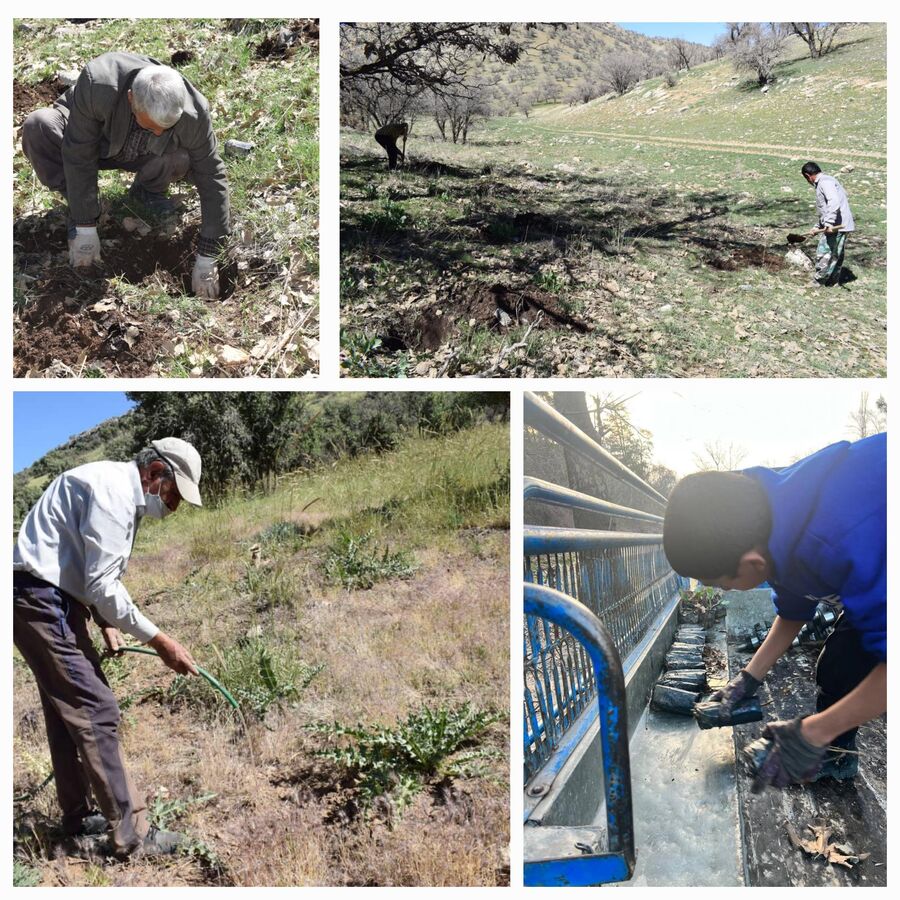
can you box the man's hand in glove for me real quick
[707,668,762,715]
[192,255,220,299]
[743,717,827,792]
[68,226,102,268]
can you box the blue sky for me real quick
[14,392,135,472]
[619,22,726,46]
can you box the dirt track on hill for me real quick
[531,125,887,167]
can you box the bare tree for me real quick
[731,22,788,85]
[668,38,695,71]
[711,33,732,60]
[847,392,887,439]
[600,51,644,96]
[790,22,846,58]
[432,80,493,144]
[341,74,424,130]
[692,440,748,472]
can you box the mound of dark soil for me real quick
[13,214,241,376]
[382,281,592,353]
[13,78,68,124]
[703,243,786,273]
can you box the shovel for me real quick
[786,226,845,245]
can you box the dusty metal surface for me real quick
[726,630,887,886]
[613,621,743,887]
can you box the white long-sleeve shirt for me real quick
[14,460,159,642]
[815,173,855,232]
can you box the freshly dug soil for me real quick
[13,78,68,124]
[14,214,240,377]
[381,282,593,353]
[706,244,786,272]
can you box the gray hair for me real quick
[131,66,187,128]
[135,447,175,481]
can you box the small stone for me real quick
[224,139,255,157]
[218,345,250,365]
[56,70,80,87]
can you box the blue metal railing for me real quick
[524,393,685,884]
[524,393,683,788]
[523,584,635,887]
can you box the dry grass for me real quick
[13,423,510,886]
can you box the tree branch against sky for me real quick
[340,23,525,97]
[691,440,749,472]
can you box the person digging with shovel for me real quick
[21,52,229,299]
[662,432,885,792]
[14,439,203,858]
[798,161,855,287]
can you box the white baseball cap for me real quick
[151,438,202,507]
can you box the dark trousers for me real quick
[21,105,190,201]
[13,572,148,855]
[374,133,401,170]
[815,612,880,748]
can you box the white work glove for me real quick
[192,254,220,299]
[68,226,102,268]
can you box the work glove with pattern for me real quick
[742,717,827,792]
[192,255,220,299]
[707,668,762,715]
[68,226,102,267]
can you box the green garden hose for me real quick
[119,646,240,711]
[14,647,241,803]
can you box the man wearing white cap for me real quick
[13,439,203,858]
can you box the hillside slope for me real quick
[14,421,510,886]
[340,25,885,378]
[535,23,886,156]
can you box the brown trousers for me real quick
[13,572,148,855]
[21,105,190,200]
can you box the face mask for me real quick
[143,483,172,520]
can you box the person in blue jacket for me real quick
[662,433,886,789]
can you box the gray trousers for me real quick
[13,572,149,856]
[21,105,190,204]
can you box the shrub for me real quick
[256,520,310,554]
[359,198,409,234]
[13,861,41,887]
[324,528,416,589]
[313,703,500,811]
[164,638,321,720]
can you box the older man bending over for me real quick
[22,52,229,299]
[14,439,203,857]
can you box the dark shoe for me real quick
[135,826,185,857]
[63,812,109,837]
[128,183,178,215]
[812,748,859,781]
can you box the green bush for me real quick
[164,638,321,720]
[13,860,41,887]
[243,559,302,611]
[256,520,309,554]
[313,703,499,811]
[533,269,566,294]
[324,528,416,589]
[359,198,409,234]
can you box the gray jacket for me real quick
[814,173,855,233]
[58,52,229,242]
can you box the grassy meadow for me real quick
[340,24,885,378]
